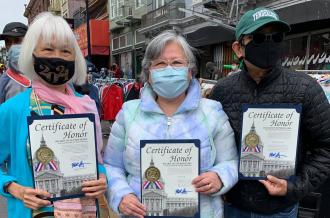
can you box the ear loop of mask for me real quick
[237,37,246,70]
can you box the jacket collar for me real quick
[140,79,201,115]
[6,68,31,87]
[241,63,282,88]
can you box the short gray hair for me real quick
[141,30,197,83]
[19,12,86,85]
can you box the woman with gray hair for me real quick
[0,12,107,217]
[104,30,238,217]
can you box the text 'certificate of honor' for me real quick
[141,139,200,218]
[239,105,301,180]
[27,114,98,201]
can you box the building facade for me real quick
[61,0,85,18]
[133,0,329,78]
[24,0,62,24]
[24,0,50,23]
[240,122,294,178]
[135,0,240,78]
[109,0,147,79]
[33,135,63,198]
[73,0,110,69]
[33,135,95,198]
[142,158,197,216]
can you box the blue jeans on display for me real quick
[224,203,298,218]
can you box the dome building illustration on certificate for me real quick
[240,122,295,178]
[33,134,64,198]
[142,157,197,216]
[32,134,92,198]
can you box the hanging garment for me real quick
[101,83,124,121]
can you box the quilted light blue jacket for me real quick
[104,79,238,217]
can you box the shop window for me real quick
[308,32,330,70]
[110,0,124,19]
[136,0,143,8]
[281,35,308,70]
[127,32,133,46]
[282,32,330,70]
[112,37,119,50]
[135,30,145,44]
[120,35,127,47]
[113,34,129,50]
[156,0,165,9]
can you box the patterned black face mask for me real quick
[33,54,75,85]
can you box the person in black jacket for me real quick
[210,7,330,218]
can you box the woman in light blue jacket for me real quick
[104,30,238,218]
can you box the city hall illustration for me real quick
[32,134,94,198]
[142,158,198,216]
[240,122,295,178]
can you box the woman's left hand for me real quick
[82,174,107,198]
[192,172,222,195]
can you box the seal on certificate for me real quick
[36,147,54,164]
[244,132,260,148]
[145,166,161,182]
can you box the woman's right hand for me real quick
[8,182,51,210]
[119,193,146,218]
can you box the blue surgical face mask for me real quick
[150,66,190,99]
[7,44,22,73]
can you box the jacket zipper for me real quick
[166,116,172,138]
[254,88,258,103]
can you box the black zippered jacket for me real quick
[210,65,330,214]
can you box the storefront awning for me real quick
[185,25,235,47]
[74,19,110,56]
[276,0,330,25]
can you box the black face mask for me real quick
[243,41,282,70]
[33,54,75,85]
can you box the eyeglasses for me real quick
[150,59,188,70]
[245,32,284,44]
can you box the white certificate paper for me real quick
[27,114,98,201]
[239,105,301,180]
[140,140,200,217]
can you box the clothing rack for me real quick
[199,78,218,84]
[95,77,135,84]
[295,70,330,74]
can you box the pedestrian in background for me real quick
[0,22,27,50]
[0,45,31,104]
[205,61,224,80]
[0,64,5,75]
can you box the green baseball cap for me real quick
[235,7,290,40]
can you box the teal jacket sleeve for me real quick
[0,102,18,198]
[98,163,106,176]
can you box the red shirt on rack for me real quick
[101,83,124,121]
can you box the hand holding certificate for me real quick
[27,114,99,201]
[140,140,200,218]
[239,104,301,180]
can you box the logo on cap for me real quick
[252,9,278,21]
[12,28,18,33]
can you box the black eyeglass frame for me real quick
[239,32,285,45]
